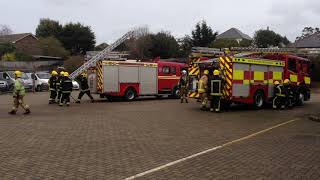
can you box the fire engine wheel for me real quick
[172,87,180,99]
[124,88,136,101]
[253,91,265,109]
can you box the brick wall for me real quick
[14,35,42,55]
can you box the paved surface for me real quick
[0,91,319,179]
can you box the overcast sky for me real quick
[0,0,319,44]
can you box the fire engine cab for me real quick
[89,60,186,100]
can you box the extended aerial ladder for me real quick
[69,31,135,79]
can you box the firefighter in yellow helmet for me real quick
[48,70,58,104]
[208,69,224,112]
[8,71,31,115]
[56,71,64,103]
[59,72,73,106]
[283,79,294,108]
[273,81,286,110]
[198,69,209,110]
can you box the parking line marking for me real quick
[124,118,300,180]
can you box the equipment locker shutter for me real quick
[103,65,119,92]
[139,66,157,95]
[119,66,139,83]
[232,63,250,97]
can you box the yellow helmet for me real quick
[204,70,209,75]
[60,71,65,75]
[284,79,290,84]
[64,72,69,77]
[213,70,220,76]
[14,71,22,78]
[274,81,280,85]
[51,71,58,76]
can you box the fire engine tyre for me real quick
[172,87,180,99]
[253,91,265,109]
[124,88,136,101]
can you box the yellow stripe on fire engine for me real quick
[233,70,244,80]
[254,71,264,81]
[243,80,250,85]
[233,58,285,67]
[290,74,298,82]
[189,67,199,76]
[304,76,311,84]
[273,72,282,80]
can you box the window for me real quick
[171,66,176,75]
[162,66,170,74]
[288,59,297,73]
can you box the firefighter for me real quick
[8,71,31,115]
[48,70,58,104]
[198,69,209,110]
[273,81,286,110]
[56,71,64,103]
[76,73,94,103]
[284,79,294,108]
[59,72,73,107]
[209,70,223,112]
[178,70,189,103]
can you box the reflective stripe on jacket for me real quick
[13,78,25,97]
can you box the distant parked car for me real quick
[27,72,50,92]
[0,71,33,91]
[0,80,9,92]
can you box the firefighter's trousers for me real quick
[273,96,286,109]
[200,93,208,108]
[57,90,62,102]
[49,90,57,102]
[12,96,30,112]
[77,90,94,101]
[210,96,221,112]
[180,87,188,103]
[60,92,71,106]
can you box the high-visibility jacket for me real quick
[198,75,208,94]
[13,78,25,97]
[48,76,58,91]
[209,75,223,96]
[274,84,285,97]
[56,75,64,91]
[60,77,73,93]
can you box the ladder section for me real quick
[69,31,134,79]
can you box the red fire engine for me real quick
[188,47,312,108]
[88,60,186,100]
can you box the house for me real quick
[293,33,320,54]
[217,28,252,42]
[0,33,42,55]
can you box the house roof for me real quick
[217,28,252,40]
[294,33,320,48]
[0,33,37,43]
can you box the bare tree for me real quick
[0,25,13,36]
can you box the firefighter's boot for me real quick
[8,110,16,115]
[24,109,31,115]
[185,99,188,103]
[180,98,183,103]
[76,100,81,104]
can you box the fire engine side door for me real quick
[103,64,119,93]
